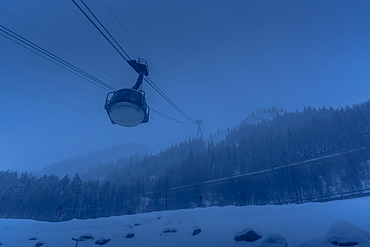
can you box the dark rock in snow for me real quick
[35,242,45,247]
[78,234,94,241]
[332,240,358,246]
[126,233,135,239]
[235,228,262,242]
[162,228,177,234]
[29,237,37,241]
[95,238,111,245]
[259,233,288,247]
[192,228,202,236]
[157,216,162,220]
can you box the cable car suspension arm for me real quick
[73,0,195,123]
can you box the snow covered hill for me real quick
[1,197,370,247]
[241,107,285,126]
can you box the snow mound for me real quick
[323,220,370,246]
[260,233,289,247]
[300,220,370,247]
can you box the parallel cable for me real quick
[145,77,195,123]
[0,6,129,89]
[72,0,131,62]
[79,0,131,61]
[0,25,116,91]
[151,108,193,124]
[0,32,111,92]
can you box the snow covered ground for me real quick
[1,197,370,247]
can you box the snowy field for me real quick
[1,197,370,247]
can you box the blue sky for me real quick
[1,0,370,171]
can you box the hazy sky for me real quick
[1,0,370,171]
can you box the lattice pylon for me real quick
[195,120,203,140]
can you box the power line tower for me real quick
[195,120,203,140]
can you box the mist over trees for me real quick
[2,101,370,221]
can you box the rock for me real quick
[259,233,288,247]
[192,228,202,236]
[29,237,37,241]
[235,228,262,242]
[162,228,177,234]
[78,234,94,241]
[95,238,111,245]
[331,240,358,246]
[126,233,135,239]
[35,242,45,247]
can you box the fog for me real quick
[1,0,369,171]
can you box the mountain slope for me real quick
[38,143,149,178]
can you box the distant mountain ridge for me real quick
[38,139,183,179]
[38,143,149,178]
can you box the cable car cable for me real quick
[0,31,111,92]
[2,25,116,91]
[151,108,193,124]
[144,77,195,123]
[0,25,116,92]
[0,6,130,89]
[72,0,131,62]
[79,0,132,62]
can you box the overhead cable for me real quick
[151,108,193,124]
[0,6,129,89]
[145,77,195,123]
[0,25,116,92]
[72,0,131,62]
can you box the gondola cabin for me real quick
[104,88,149,127]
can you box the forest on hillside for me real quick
[1,101,370,221]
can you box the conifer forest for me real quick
[2,101,370,221]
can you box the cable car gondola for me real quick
[104,59,150,127]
